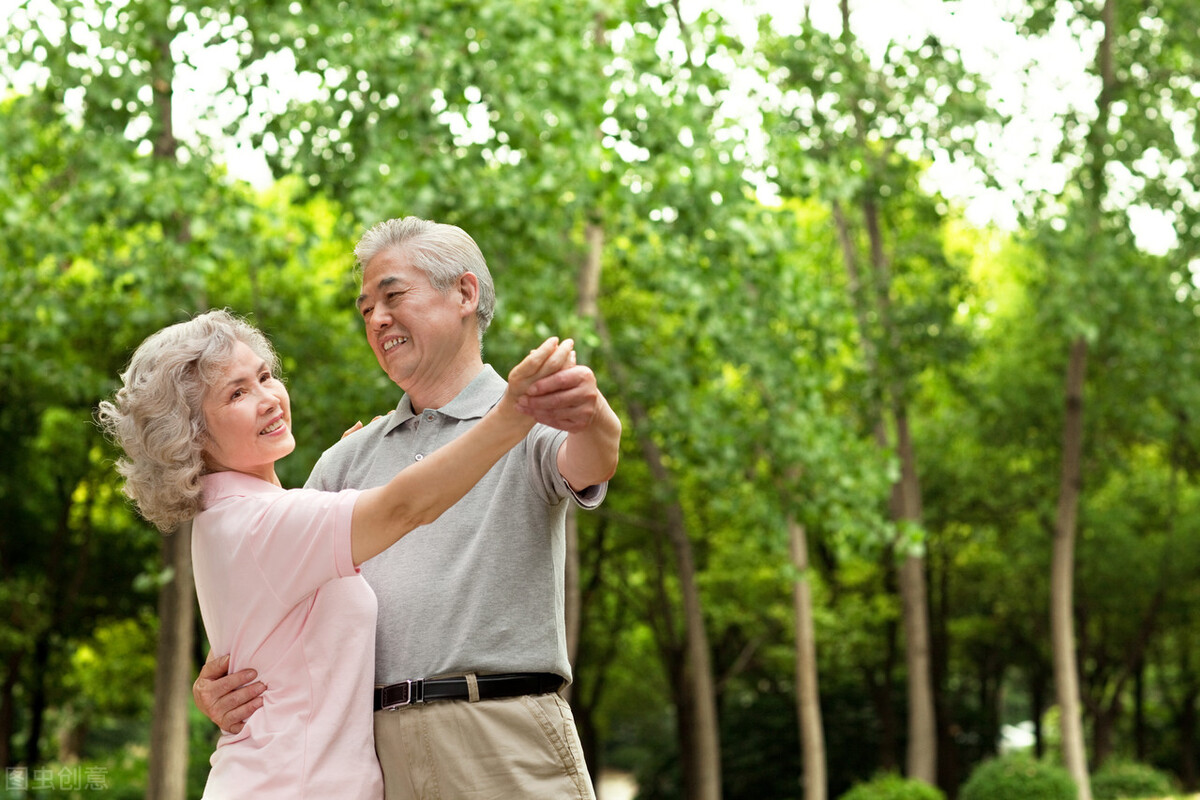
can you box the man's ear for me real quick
[457,272,480,316]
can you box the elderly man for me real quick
[195,217,621,799]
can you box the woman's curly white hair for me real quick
[96,309,279,532]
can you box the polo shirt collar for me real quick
[200,471,282,507]
[382,365,504,435]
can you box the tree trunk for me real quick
[898,554,935,781]
[669,647,702,798]
[566,11,612,692]
[1133,662,1145,761]
[832,185,938,785]
[590,241,721,796]
[1085,588,1162,770]
[892,409,936,784]
[934,538,963,792]
[24,635,50,766]
[0,653,18,767]
[1031,664,1047,759]
[1179,684,1198,791]
[865,623,900,772]
[26,476,85,766]
[637,404,720,800]
[1051,336,1092,800]
[565,221,605,697]
[144,31,196,798]
[1091,710,1115,771]
[57,718,87,763]
[790,517,826,800]
[146,523,195,800]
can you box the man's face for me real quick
[356,247,477,391]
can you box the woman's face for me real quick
[201,340,294,485]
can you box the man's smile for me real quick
[383,336,409,353]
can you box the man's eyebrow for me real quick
[356,276,401,311]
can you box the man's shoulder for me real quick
[333,415,396,455]
[307,416,394,489]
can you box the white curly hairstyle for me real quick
[96,309,279,532]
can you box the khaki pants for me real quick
[373,689,596,800]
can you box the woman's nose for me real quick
[256,387,278,412]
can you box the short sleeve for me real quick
[246,488,361,608]
[525,424,608,509]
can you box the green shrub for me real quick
[959,754,1076,800]
[839,772,946,800]
[1090,760,1177,800]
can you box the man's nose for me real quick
[372,307,393,328]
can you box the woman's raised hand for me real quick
[503,337,575,413]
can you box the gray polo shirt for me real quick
[304,365,606,685]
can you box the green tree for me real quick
[758,3,994,787]
[0,28,368,794]
[217,3,777,796]
[1005,0,1200,794]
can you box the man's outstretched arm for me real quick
[517,355,621,490]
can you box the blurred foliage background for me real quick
[1,0,1199,798]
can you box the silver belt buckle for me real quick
[381,679,419,710]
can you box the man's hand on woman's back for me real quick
[193,653,266,734]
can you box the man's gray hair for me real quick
[354,217,496,340]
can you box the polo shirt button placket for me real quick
[415,411,435,462]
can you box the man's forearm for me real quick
[558,398,621,490]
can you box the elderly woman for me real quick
[97,309,572,799]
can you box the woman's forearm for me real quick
[348,337,570,565]
[349,406,533,565]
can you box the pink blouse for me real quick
[193,471,383,799]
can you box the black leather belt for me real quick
[373,672,563,711]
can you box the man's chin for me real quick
[383,366,409,389]
[376,349,413,388]
[374,353,396,375]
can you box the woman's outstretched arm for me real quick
[348,337,573,565]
